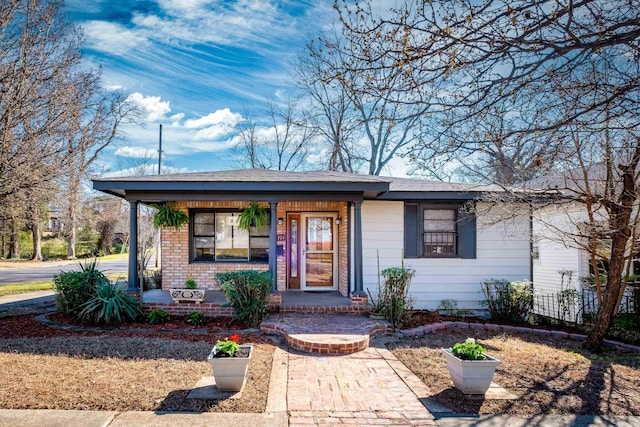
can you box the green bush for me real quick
[379,266,414,330]
[77,282,143,325]
[52,259,109,316]
[481,279,533,323]
[148,309,169,324]
[187,311,206,326]
[217,270,272,326]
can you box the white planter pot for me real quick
[442,348,500,394]
[207,345,253,391]
[169,288,206,303]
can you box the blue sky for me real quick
[63,0,336,175]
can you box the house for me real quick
[529,168,640,297]
[92,169,531,311]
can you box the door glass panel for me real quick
[305,217,333,251]
[305,253,333,287]
[291,219,298,278]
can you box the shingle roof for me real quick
[92,168,502,200]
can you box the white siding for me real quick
[532,205,588,295]
[361,200,531,310]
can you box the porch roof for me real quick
[93,169,498,202]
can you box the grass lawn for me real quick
[390,328,640,416]
[0,273,126,297]
[0,282,53,297]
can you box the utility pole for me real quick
[155,124,163,269]
[158,124,163,175]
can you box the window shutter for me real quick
[404,203,418,258]
[458,209,476,259]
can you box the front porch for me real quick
[142,289,368,316]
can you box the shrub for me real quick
[184,277,197,289]
[217,270,272,326]
[379,266,414,330]
[52,259,109,316]
[187,311,206,326]
[148,309,169,324]
[77,282,143,325]
[481,279,533,323]
[451,338,486,360]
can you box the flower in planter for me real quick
[213,334,241,357]
[451,338,487,360]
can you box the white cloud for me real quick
[114,147,158,158]
[184,108,242,129]
[126,92,171,122]
[83,21,148,56]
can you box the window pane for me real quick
[424,209,456,232]
[216,212,248,260]
[306,217,333,251]
[194,237,215,261]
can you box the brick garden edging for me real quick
[399,321,640,353]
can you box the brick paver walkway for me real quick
[286,345,436,426]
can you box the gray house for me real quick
[93,169,531,312]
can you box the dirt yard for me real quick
[0,314,274,412]
[389,328,640,416]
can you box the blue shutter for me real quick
[404,203,418,258]
[458,208,476,259]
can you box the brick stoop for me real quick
[143,302,234,317]
[260,313,393,355]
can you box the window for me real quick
[191,210,269,262]
[423,209,457,256]
[404,202,476,259]
[532,235,540,261]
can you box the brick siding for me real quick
[161,200,350,296]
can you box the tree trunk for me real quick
[31,221,42,261]
[9,218,19,259]
[66,202,77,259]
[584,163,637,350]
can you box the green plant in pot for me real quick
[152,202,189,230]
[442,338,500,394]
[238,201,269,231]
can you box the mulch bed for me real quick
[0,312,275,412]
[389,327,640,416]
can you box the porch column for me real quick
[269,201,278,292]
[353,200,364,295]
[128,200,139,292]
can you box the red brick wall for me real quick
[160,200,350,296]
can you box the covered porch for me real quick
[92,170,392,308]
[142,289,367,316]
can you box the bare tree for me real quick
[0,0,84,203]
[233,98,318,171]
[61,89,138,259]
[297,35,360,172]
[333,0,640,350]
[308,28,431,175]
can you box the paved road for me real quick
[0,258,131,285]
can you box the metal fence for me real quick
[532,285,639,329]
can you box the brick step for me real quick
[288,333,369,355]
[261,313,392,355]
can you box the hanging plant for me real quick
[152,202,189,230]
[238,201,269,231]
